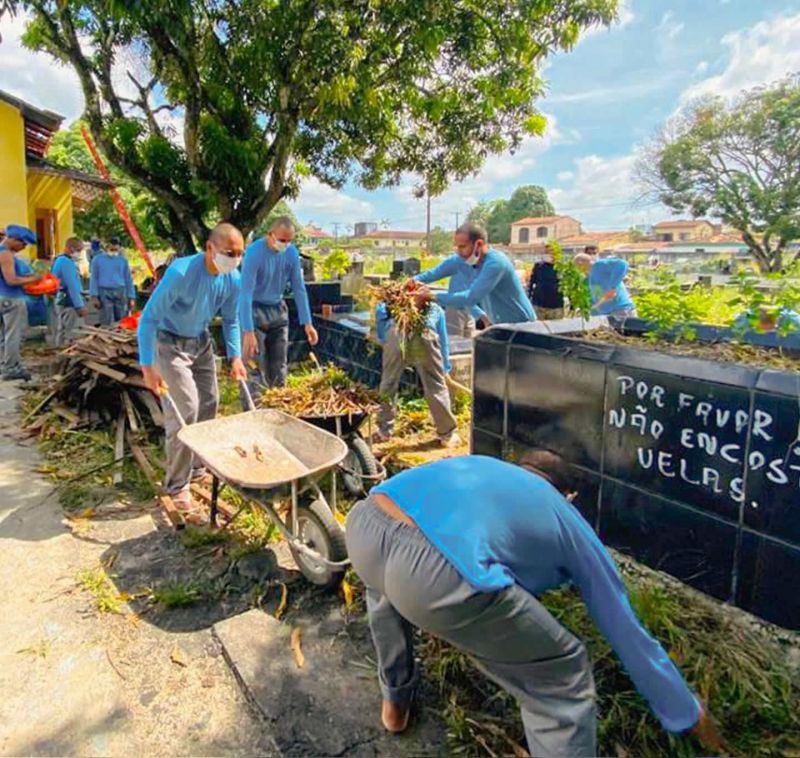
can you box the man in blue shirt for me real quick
[413,255,488,337]
[90,236,136,326]
[346,452,723,757]
[373,300,460,447]
[0,224,42,381]
[733,305,800,335]
[138,223,247,516]
[574,249,636,318]
[240,217,318,390]
[51,238,89,346]
[417,223,535,325]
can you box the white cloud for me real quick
[385,114,565,229]
[0,11,84,120]
[290,177,376,229]
[657,11,685,40]
[681,14,800,103]
[547,75,679,104]
[547,153,666,230]
[695,61,709,75]
[557,170,575,182]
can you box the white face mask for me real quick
[271,238,289,253]
[214,251,240,274]
[464,244,480,266]
[107,250,118,257]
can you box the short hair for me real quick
[573,252,592,268]
[270,216,295,233]
[518,449,572,493]
[584,245,599,254]
[65,237,83,252]
[457,222,487,243]
[210,222,244,245]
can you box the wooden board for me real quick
[158,493,185,530]
[83,361,128,382]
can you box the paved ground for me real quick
[0,380,444,757]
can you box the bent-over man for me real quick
[240,217,318,390]
[346,453,723,758]
[574,250,636,319]
[138,223,247,515]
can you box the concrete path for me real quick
[0,381,268,757]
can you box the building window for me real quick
[679,232,690,241]
[518,228,530,244]
[536,226,548,239]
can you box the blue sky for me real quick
[2,0,800,234]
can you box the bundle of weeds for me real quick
[369,279,432,340]
[419,573,800,757]
[258,363,378,417]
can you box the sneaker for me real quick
[438,431,463,449]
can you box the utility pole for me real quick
[454,210,460,229]
[332,222,340,239]
[425,185,431,253]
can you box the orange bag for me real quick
[119,311,141,331]
[23,272,60,296]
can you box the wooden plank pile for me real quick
[24,326,163,435]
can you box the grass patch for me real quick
[147,580,204,608]
[416,573,800,758]
[180,525,230,549]
[77,566,125,614]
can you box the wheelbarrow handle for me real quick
[160,389,187,428]
[239,379,256,412]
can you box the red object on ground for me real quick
[24,272,60,296]
[79,127,156,278]
[119,312,141,331]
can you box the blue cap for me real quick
[91,239,102,252]
[5,224,37,245]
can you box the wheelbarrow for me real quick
[163,382,351,589]
[298,409,386,497]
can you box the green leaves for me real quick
[552,242,592,320]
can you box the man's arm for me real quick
[288,250,312,325]
[0,250,38,286]
[435,308,452,374]
[220,276,243,360]
[89,257,100,297]
[238,245,259,333]
[137,266,178,367]
[561,507,701,733]
[436,256,506,311]
[124,259,136,300]
[415,257,457,285]
[65,261,84,308]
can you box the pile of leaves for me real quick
[552,242,592,319]
[369,279,433,339]
[258,364,378,418]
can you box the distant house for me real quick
[0,89,112,260]
[653,219,715,242]
[302,224,332,244]
[559,231,632,254]
[360,230,426,251]
[509,215,581,248]
[354,221,378,237]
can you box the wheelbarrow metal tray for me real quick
[300,410,372,437]
[177,409,348,489]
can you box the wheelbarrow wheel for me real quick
[341,434,379,497]
[290,499,347,589]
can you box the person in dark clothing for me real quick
[527,246,565,320]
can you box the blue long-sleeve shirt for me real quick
[137,253,241,366]
[239,239,312,331]
[375,301,452,373]
[51,255,84,309]
[436,249,535,324]
[415,255,485,321]
[90,253,136,299]
[374,455,701,734]
[589,258,634,315]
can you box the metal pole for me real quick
[291,480,299,536]
[425,185,431,253]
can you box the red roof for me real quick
[512,215,578,225]
[304,225,332,238]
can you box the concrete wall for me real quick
[0,101,28,236]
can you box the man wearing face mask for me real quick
[51,238,89,346]
[138,223,247,516]
[0,224,42,381]
[90,236,136,326]
[416,223,535,325]
[240,217,318,390]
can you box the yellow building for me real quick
[0,90,111,261]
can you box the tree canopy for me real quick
[638,76,800,273]
[468,184,554,243]
[428,226,453,256]
[5,0,617,247]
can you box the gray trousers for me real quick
[53,302,83,347]
[98,287,129,326]
[157,331,218,495]
[346,497,597,758]
[249,301,289,390]
[0,298,28,375]
[445,307,475,338]
[378,325,456,438]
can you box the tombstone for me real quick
[300,254,315,282]
[391,257,421,280]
